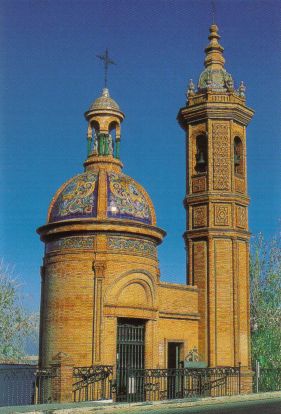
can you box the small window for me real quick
[234,137,243,175]
[195,135,208,173]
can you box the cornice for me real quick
[183,228,251,240]
[178,100,254,127]
[185,192,250,206]
[159,281,198,292]
[37,218,166,245]
[159,311,200,321]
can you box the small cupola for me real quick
[84,88,125,168]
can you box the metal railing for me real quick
[122,366,241,403]
[35,366,58,404]
[73,365,113,402]
[3,363,281,406]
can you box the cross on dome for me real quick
[96,48,116,88]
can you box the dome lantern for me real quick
[84,88,125,170]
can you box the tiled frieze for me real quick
[45,236,94,253]
[107,236,157,258]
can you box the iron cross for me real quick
[96,49,116,88]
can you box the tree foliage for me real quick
[0,260,39,361]
[250,233,281,368]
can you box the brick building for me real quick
[37,24,254,400]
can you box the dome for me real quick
[48,170,154,225]
[88,88,120,112]
[49,171,99,223]
[107,171,153,224]
[198,68,233,92]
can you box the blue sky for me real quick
[0,0,280,312]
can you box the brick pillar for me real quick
[240,369,254,394]
[50,352,74,403]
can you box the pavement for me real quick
[0,392,280,414]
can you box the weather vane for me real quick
[96,48,116,88]
[211,0,216,24]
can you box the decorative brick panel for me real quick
[236,205,247,229]
[213,123,230,190]
[192,175,207,193]
[214,204,231,226]
[235,176,245,193]
[193,205,208,228]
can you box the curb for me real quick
[1,392,281,414]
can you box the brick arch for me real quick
[104,270,157,309]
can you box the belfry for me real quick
[178,23,254,389]
[37,24,254,402]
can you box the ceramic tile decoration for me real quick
[107,236,156,257]
[107,172,152,224]
[49,172,99,222]
[45,236,95,253]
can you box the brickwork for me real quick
[178,23,254,393]
[240,370,254,394]
[37,24,254,402]
[50,353,73,403]
[38,222,201,397]
[214,239,234,366]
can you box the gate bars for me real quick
[116,322,145,402]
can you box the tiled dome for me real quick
[198,68,233,92]
[107,171,153,224]
[48,170,154,225]
[49,171,99,223]
[88,88,120,112]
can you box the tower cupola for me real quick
[84,87,125,171]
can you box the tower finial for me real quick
[211,1,216,24]
[204,24,225,69]
[96,48,116,88]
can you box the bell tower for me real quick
[178,24,254,384]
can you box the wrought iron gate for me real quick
[116,319,145,401]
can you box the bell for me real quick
[196,151,205,165]
[234,153,240,166]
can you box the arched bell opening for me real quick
[234,136,243,176]
[195,135,208,174]
[109,120,120,159]
[91,121,100,155]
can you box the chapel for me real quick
[37,23,254,400]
